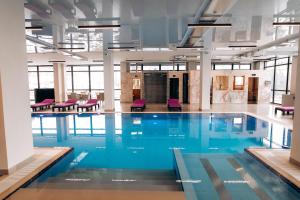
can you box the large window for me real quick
[264,57,292,104]
[129,63,187,72]
[67,65,121,100]
[213,63,251,70]
[28,65,54,103]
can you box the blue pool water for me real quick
[27,113,300,200]
[32,113,291,169]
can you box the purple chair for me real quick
[31,99,54,112]
[77,99,100,112]
[131,99,146,112]
[168,99,182,111]
[275,106,294,115]
[52,99,78,112]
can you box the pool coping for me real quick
[0,147,73,199]
[245,148,300,192]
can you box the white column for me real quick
[0,0,33,174]
[199,30,212,110]
[103,45,115,111]
[290,33,300,165]
[53,63,67,103]
[102,0,115,111]
[290,56,298,95]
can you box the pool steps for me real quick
[27,168,182,191]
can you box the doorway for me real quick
[248,77,259,104]
[169,78,179,99]
[183,73,189,103]
[144,73,167,103]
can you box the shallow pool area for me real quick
[25,113,299,200]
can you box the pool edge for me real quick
[245,148,300,192]
[1,147,74,199]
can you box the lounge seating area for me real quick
[31,99,54,112]
[131,99,146,112]
[275,106,294,115]
[77,99,100,112]
[52,99,78,112]
[167,99,182,111]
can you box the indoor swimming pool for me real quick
[24,113,300,200]
[31,113,290,169]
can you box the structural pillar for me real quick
[53,63,67,103]
[290,33,300,165]
[0,0,33,174]
[102,0,115,111]
[199,30,212,110]
[103,44,115,111]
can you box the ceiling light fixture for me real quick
[228,45,257,48]
[126,59,143,62]
[176,46,204,49]
[58,42,85,45]
[58,47,85,50]
[273,22,300,26]
[107,46,135,50]
[48,60,66,63]
[188,23,232,28]
[25,26,43,30]
[78,24,121,30]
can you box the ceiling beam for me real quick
[238,32,299,57]
[178,0,212,47]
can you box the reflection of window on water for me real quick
[34,114,123,136]
[32,117,57,135]
[133,118,141,125]
[115,114,122,134]
[232,117,243,132]
[268,123,292,148]
[69,115,106,135]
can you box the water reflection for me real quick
[31,113,291,169]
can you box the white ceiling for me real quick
[24,0,300,63]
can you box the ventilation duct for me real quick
[74,0,97,18]
[48,0,76,19]
[24,0,52,18]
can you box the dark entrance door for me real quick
[183,73,189,103]
[169,78,179,99]
[144,73,167,103]
[248,77,259,104]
